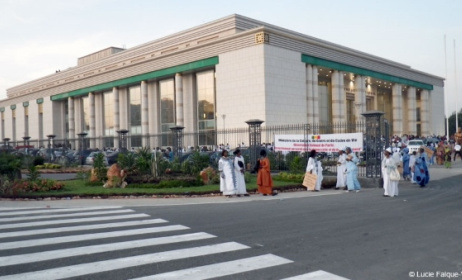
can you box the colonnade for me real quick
[305,64,431,136]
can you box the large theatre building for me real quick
[0,14,445,150]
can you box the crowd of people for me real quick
[216,128,462,198]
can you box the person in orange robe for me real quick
[257,150,277,196]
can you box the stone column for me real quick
[354,76,366,122]
[331,71,341,123]
[113,87,119,149]
[338,71,346,123]
[407,87,417,135]
[175,73,184,126]
[306,64,313,124]
[148,81,159,148]
[392,84,403,136]
[141,80,149,147]
[421,89,430,136]
[312,66,319,124]
[68,97,75,148]
[89,92,96,148]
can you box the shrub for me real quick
[93,153,108,181]
[126,178,203,189]
[288,155,307,174]
[0,152,22,181]
[181,151,210,175]
[33,156,45,166]
[12,179,64,193]
[274,172,305,182]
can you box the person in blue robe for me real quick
[414,148,430,187]
[401,147,411,180]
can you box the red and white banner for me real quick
[274,133,363,152]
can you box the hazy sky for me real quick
[1,0,461,116]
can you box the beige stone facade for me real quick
[0,14,445,149]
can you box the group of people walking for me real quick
[334,147,361,192]
[382,146,430,197]
[220,141,434,198]
[218,149,277,197]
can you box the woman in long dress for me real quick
[402,147,411,180]
[233,149,249,196]
[218,150,236,197]
[382,147,398,197]
[257,149,277,196]
[414,148,430,187]
[345,154,361,192]
[336,148,347,190]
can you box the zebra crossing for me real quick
[0,206,349,280]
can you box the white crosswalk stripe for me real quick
[0,224,189,250]
[0,242,249,280]
[0,213,150,230]
[0,219,167,239]
[0,232,216,267]
[281,270,350,279]
[0,206,123,217]
[0,207,350,280]
[0,208,134,222]
[130,254,293,280]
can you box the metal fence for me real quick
[3,121,374,176]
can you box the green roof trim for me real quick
[23,101,29,107]
[0,107,4,112]
[37,98,44,104]
[301,54,433,90]
[51,56,219,101]
[10,105,16,110]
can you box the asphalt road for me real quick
[1,165,462,279]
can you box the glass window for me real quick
[160,79,175,146]
[196,71,216,145]
[129,86,141,134]
[104,91,114,136]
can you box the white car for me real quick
[407,140,424,154]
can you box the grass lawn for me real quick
[17,175,302,198]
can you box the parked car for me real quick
[85,151,109,166]
[408,140,424,154]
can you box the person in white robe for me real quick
[382,147,398,197]
[218,150,236,197]
[336,148,347,190]
[315,160,323,191]
[305,150,319,191]
[233,149,249,196]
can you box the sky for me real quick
[1,0,462,117]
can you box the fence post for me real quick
[170,126,185,158]
[245,119,264,171]
[361,111,385,178]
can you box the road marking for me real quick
[0,213,150,230]
[281,270,350,280]
[130,254,293,280]
[0,206,123,217]
[0,225,189,250]
[0,232,216,267]
[0,219,167,239]
[0,209,134,222]
[0,242,249,280]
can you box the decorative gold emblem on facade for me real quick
[255,32,269,44]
